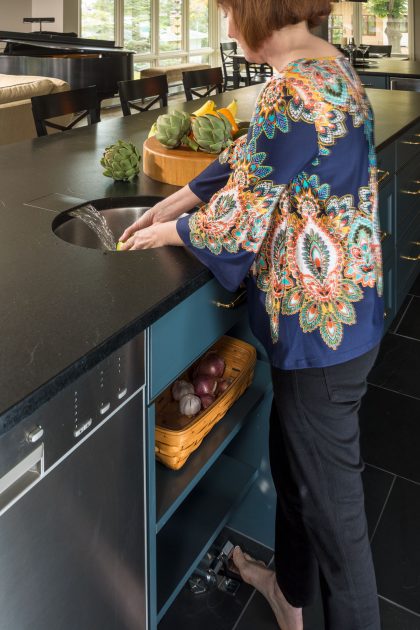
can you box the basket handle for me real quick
[213,290,247,310]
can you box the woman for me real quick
[120,1,383,628]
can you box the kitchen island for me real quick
[0,84,420,629]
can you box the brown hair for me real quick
[218,0,331,50]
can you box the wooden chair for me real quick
[390,77,420,92]
[367,45,392,58]
[118,75,169,116]
[31,86,100,137]
[182,67,224,101]
[220,42,246,90]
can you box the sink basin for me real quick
[52,196,164,250]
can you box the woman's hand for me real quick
[119,184,202,244]
[118,221,183,251]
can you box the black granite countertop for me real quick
[0,85,420,433]
[354,57,420,79]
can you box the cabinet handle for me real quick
[380,231,390,242]
[214,290,247,309]
[400,188,420,195]
[401,139,420,145]
[377,169,390,185]
[383,309,390,319]
[400,254,420,261]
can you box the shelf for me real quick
[156,454,257,621]
[155,360,271,532]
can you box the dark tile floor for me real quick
[161,279,420,629]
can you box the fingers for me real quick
[120,217,146,243]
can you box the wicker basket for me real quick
[155,336,257,470]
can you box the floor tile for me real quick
[368,334,420,399]
[360,386,420,482]
[158,528,273,630]
[380,598,420,630]
[389,294,413,333]
[395,296,420,341]
[408,273,420,298]
[362,464,395,536]
[371,477,420,615]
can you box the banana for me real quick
[226,98,238,119]
[192,99,217,117]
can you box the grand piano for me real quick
[0,31,133,101]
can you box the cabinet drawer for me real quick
[379,178,394,261]
[396,122,420,172]
[377,142,394,187]
[396,158,420,237]
[396,212,420,309]
[148,279,246,400]
[359,74,388,89]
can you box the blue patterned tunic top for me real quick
[176,57,383,369]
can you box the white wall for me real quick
[31,0,63,31]
[0,0,32,31]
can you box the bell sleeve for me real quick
[177,95,319,292]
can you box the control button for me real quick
[99,402,111,415]
[26,426,44,444]
[117,387,128,400]
[73,418,92,438]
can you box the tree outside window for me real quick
[80,0,115,41]
[366,0,408,55]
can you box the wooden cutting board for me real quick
[143,136,217,186]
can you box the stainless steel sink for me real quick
[52,196,164,250]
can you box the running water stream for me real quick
[69,204,116,250]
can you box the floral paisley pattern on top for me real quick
[186,57,383,352]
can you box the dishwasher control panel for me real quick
[1,332,145,477]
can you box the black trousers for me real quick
[270,346,381,630]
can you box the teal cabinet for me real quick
[358,74,388,89]
[145,284,272,628]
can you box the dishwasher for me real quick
[0,333,147,630]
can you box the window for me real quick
[80,0,219,69]
[329,15,344,45]
[80,0,115,41]
[328,0,410,57]
[124,0,152,55]
[362,15,376,37]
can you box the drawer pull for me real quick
[377,169,390,185]
[400,254,420,261]
[401,140,420,145]
[214,290,247,309]
[383,309,390,319]
[400,188,420,195]
[380,231,390,242]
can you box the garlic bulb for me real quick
[172,379,194,401]
[179,393,201,417]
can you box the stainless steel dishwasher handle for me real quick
[0,444,44,514]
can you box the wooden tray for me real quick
[143,135,217,186]
[155,336,256,470]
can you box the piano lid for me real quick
[0,30,132,54]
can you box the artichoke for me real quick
[100,140,141,182]
[191,113,233,154]
[155,110,191,149]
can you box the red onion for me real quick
[216,378,232,395]
[193,374,217,396]
[179,393,201,417]
[200,394,216,409]
[172,379,194,401]
[196,351,225,378]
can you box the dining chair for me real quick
[118,75,169,116]
[220,42,247,90]
[390,77,420,92]
[182,67,224,101]
[31,85,100,137]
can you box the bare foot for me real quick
[232,547,303,630]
